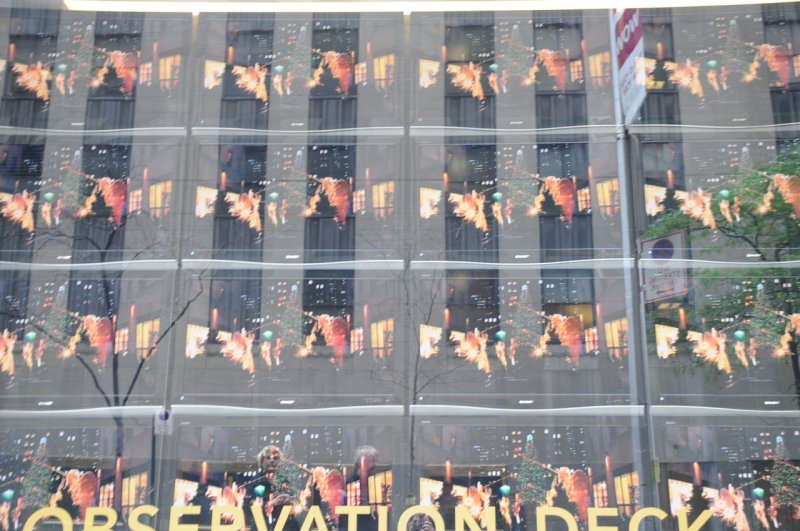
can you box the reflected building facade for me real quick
[0,3,798,531]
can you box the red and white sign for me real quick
[642,231,689,303]
[613,9,646,125]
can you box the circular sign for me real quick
[651,238,675,260]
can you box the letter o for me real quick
[23,507,73,531]
[397,505,445,531]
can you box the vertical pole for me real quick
[607,8,659,517]
[394,10,414,531]
[151,11,201,528]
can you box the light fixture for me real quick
[63,0,799,13]
[279,399,296,405]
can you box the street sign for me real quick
[613,9,646,125]
[154,408,173,436]
[642,231,689,303]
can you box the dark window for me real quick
[220,15,274,130]
[0,144,44,260]
[444,14,496,129]
[212,145,266,260]
[0,270,30,332]
[208,272,262,335]
[536,143,592,260]
[84,13,143,130]
[640,141,685,187]
[302,272,353,361]
[638,140,687,230]
[535,93,587,129]
[303,144,355,262]
[445,269,499,346]
[540,270,595,356]
[0,9,59,128]
[640,10,681,124]
[764,4,800,124]
[444,144,498,262]
[71,144,131,263]
[64,146,132,348]
[308,15,358,130]
[66,273,120,321]
[533,14,587,128]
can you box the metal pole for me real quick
[607,8,660,521]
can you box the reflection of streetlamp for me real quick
[113,456,123,511]
[604,455,616,507]
[587,467,593,506]
[95,470,101,505]
[692,462,703,486]
[200,461,208,485]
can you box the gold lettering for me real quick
[377,505,389,531]
[299,506,328,531]
[129,505,158,531]
[273,505,293,531]
[22,508,73,531]
[398,505,445,531]
[335,505,372,531]
[169,505,200,531]
[629,507,668,530]
[84,507,118,531]
[250,505,269,531]
[588,508,618,531]
[211,506,244,531]
[536,507,578,531]
[456,506,495,531]
[677,509,712,531]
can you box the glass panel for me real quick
[412,267,630,408]
[0,413,153,524]
[173,268,403,408]
[172,412,398,530]
[0,3,796,531]
[0,268,175,409]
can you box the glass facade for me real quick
[0,2,798,530]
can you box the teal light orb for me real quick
[706,59,718,69]
[499,485,511,497]
[253,484,267,497]
[733,330,746,342]
[1,490,13,502]
[719,189,731,200]
[56,64,68,73]
[24,331,36,342]
[488,64,499,73]
[273,65,285,74]
[751,487,765,500]
[495,330,507,341]
[491,192,503,202]
[262,330,274,341]
[268,192,279,202]
[42,192,55,202]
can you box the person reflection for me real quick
[342,445,380,531]
[186,484,212,527]
[434,482,460,530]
[511,493,527,531]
